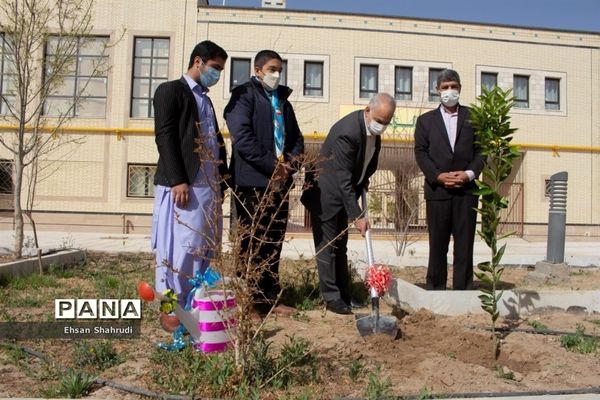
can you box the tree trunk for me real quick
[26,155,40,249]
[13,153,24,259]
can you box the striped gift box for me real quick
[192,290,236,353]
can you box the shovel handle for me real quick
[372,296,380,333]
[371,296,380,314]
[360,191,375,267]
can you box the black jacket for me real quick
[414,105,484,200]
[223,77,304,188]
[153,77,229,190]
[302,110,381,221]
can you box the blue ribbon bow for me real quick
[157,266,222,351]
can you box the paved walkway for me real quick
[1,229,599,267]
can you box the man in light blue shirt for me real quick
[152,41,229,331]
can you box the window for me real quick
[44,36,108,117]
[394,66,412,100]
[0,34,16,116]
[131,37,169,118]
[280,60,287,87]
[359,64,378,99]
[428,68,443,102]
[513,75,529,108]
[127,164,156,198]
[481,72,497,92]
[303,61,323,96]
[545,78,560,110]
[0,159,12,194]
[230,58,251,90]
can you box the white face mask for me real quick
[260,71,280,91]
[440,89,460,107]
[368,120,387,136]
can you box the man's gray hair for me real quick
[368,92,396,110]
[436,69,461,88]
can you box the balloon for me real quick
[138,281,155,302]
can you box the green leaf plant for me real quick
[470,87,521,359]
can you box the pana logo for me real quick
[55,299,142,319]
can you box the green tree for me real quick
[470,86,521,358]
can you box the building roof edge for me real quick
[198,5,600,36]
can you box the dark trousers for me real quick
[311,211,351,304]
[426,194,478,290]
[235,187,289,303]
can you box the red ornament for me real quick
[365,264,392,296]
[138,281,156,302]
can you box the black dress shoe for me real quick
[326,299,352,315]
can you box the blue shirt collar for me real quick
[183,73,208,94]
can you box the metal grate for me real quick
[286,142,428,235]
[127,164,156,197]
[0,159,12,194]
[225,139,525,237]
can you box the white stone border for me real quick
[387,278,600,317]
[0,250,86,278]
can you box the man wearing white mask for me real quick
[224,49,304,317]
[414,69,484,290]
[301,93,396,314]
[152,41,230,331]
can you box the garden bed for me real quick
[0,252,599,399]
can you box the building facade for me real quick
[0,1,599,236]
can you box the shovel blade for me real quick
[355,313,398,338]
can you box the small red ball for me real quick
[138,281,155,302]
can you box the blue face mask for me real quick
[199,66,220,88]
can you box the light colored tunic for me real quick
[151,75,222,306]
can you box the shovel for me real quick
[355,192,398,338]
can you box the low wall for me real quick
[388,278,600,317]
[0,249,86,278]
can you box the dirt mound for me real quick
[284,307,600,397]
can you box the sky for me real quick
[213,0,600,32]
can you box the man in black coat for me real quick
[152,40,229,331]
[153,41,229,196]
[414,69,484,290]
[224,49,304,315]
[301,93,396,314]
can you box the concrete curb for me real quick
[386,278,600,317]
[0,249,86,278]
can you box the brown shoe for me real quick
[159,313,180,332]
[272,304,296,316]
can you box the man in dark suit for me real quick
[151,41,229,331]
[414,69,484,290]
[302,93,396,314]
[224,50,304,316]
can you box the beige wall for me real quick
[201,7,600,227]
[1,0,196,218]
[1,2,599,233]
